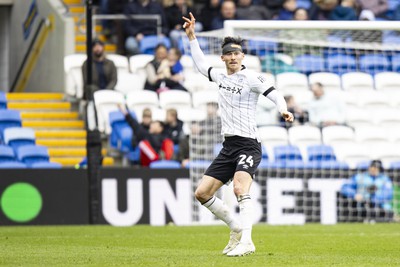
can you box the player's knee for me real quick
[233,184,245,197]
[194,188,208,203]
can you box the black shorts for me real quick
[204,135,262,184]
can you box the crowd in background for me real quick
[90,0,399,55]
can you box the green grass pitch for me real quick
[1,224,399,266]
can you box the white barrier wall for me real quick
[0,7,10,91]
[8,0,74,92]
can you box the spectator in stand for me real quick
[236,0,272,20]
[309,0,338,20]
[357,0,388,18]
[307,82,346,127]
[164,108,184,145]
[118,104,174,166]
[168,48,185,87]
[144,44,187,93]
[261,0,285,18]
[279,95,308,127]
[141,108,153,132]
[330,0,357,20]
[82,39,117,100]
[165,0,199,48]
[276,0,297,20]
[293,7,309,20]
[123,0,169,55]
[210,0,240,30]
[199,0,221,32]
[340,160,393,222]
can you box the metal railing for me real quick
[91,14,162,36]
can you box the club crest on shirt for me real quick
[257,75,266,83]
[219,84,242,94]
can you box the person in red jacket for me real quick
[118,105,174,166]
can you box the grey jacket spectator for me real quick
[211,0,240,30]
[82,39,117,100]
[236,0,272,20]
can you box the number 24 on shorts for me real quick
[238,154,254,167]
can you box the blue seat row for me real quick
[0,144,61,168]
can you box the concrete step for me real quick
[23,120,84,129]
[8,102,71,110]
[75,43,116,53]
[51,156,114,166]
[21,112,79,120]
[6,93,64,101]
[36,139,86,147]
[63,0,82,5]
[35,130,87,139]
[48,148,107,157]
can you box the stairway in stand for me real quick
[63,0,117,53]
[6,92,114,167]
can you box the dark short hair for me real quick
[370,160,384,172]
[221,36,245,54]
[155,43,168,52]
[92,38,104,47]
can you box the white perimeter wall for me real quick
[8,0,74,92]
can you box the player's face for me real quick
[221,51,244,73]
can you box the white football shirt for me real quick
[208,66,274,140]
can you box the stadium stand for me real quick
[3,127,36,153]
[0,145,16,163]
[2,92,114,167]
[149,160,181,169]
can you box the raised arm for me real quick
[182,12,210,76]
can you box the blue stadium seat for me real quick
[294,54,325,75]
[284,159,306,169]
[306,160,349,169]
[391,54,400,72]
[17,145,49,166]
[0,145,16,163]
[356,160,372,171]
[30,161,62,169]
[296,0,312,9]
[149,160,181,169]
[0,92,6,109]
[109,110,136,153]
[0,161,27,168]
[307,144,336,162]
[213,143,223,156]
[258,159,285,169]
[359,54,391,75]
[0,110,22,140]
[389,161,400,169]
[139,35,171,55]
[246,39,278,56]
[3,127,35,153]
[326,54,357,75]
[126,147,141,164]
[274,145,303,162]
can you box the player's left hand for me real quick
[282,111,294,122]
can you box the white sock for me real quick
[203,196,241,231]
[238,194,253,243]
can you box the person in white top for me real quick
[183,13,294,257]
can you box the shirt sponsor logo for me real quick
[219,84,242,94]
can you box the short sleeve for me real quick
[209,67,223,83]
